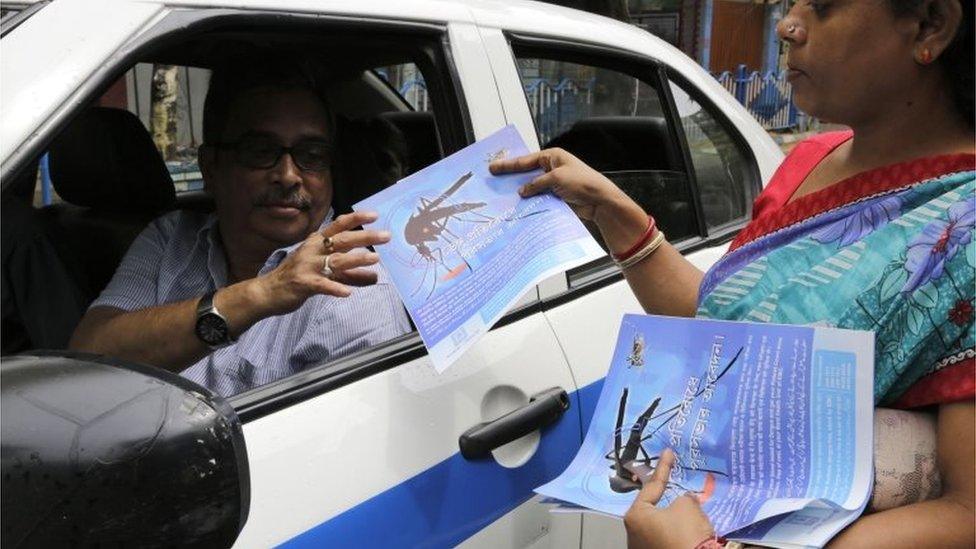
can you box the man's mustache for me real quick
[254,188,312,210]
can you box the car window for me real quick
[9,23,473,402]
[514,54,699,286]
[667,78,755,231]
[373,62,432,112]
[29,64,208,207]
[116,64,209,194]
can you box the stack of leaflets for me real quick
[536,314,875,549]
[354,125,603,372]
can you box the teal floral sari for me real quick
[697,151,975,407]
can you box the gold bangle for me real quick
[616,230,666,271]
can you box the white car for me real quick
[0,0,782,547]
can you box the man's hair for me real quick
[202,55,335,144]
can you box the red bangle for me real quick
[613,215,657,262]
[693,535,727,549]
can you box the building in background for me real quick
[546,0,788,74]
[541,0,805,133]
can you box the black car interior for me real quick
[46,107,179,304]
[2,27,720,355]
[1,158,88,354]
[544,116,697,241]
[543,115,698,246]
[1,31,448,355]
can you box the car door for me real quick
[225,15,584,549]
[476,20,781,547]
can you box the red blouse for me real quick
[729,131,975,408]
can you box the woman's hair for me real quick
[890,0,974,128]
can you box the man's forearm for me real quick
[69,279,271,372]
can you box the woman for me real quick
[491,0,974,546]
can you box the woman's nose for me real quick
[776,14,807,44]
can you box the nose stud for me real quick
[787,24,797,34]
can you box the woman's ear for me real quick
[914,0,964,64]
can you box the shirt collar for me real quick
[196,214,228,288]
[198,208,336,283]
[259,208,335,275]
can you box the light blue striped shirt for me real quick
[91,210,411,396]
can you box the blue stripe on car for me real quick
[280,379,605,548]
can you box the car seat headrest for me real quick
[48,107,176,212]
[545,116,674,172]
[375,111,442,176]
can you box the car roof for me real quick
[2,0,782,179]
[155,0,662,57]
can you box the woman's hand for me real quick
[489,148,634,224]
[252,210,391,316]
[624,449,717,549]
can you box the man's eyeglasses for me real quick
[209,137,334,172]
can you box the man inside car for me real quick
[69,57,411,396]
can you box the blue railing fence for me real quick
[390,64,810,141]
[714,64,809,131]
[522,77,595,144]
[398,79,429,112]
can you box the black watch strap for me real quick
[195,290,234,349]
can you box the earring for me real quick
[918,48,933,64]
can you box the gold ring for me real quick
[321,254,335,279]
[323,236,335,254]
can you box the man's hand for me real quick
[70,211,394,372]
[250,211,391,317]
[623,448,716,549]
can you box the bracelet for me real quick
[693,535,728,549]
[612,215,656,262]
[616,230,666,271]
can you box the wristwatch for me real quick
[195,290,234,349]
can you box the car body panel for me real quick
[0,0,165,171]
[2,1,784,546]
[447,21,508,140]
[234,316,580,548]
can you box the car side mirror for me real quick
[1,352,250,548]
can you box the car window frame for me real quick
[368,66,427,113]
[663,68,763,241]
[503,33,762,306]
[0,0,47,38]
[507,35,709,280]
[2,8,544,423]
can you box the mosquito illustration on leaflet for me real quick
[354,124,606,373]
[605,344,743,501]
[403,171,491,300]
[402,168,551,301]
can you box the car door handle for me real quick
[459,387,570,460]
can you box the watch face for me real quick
[196,313,229,345]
